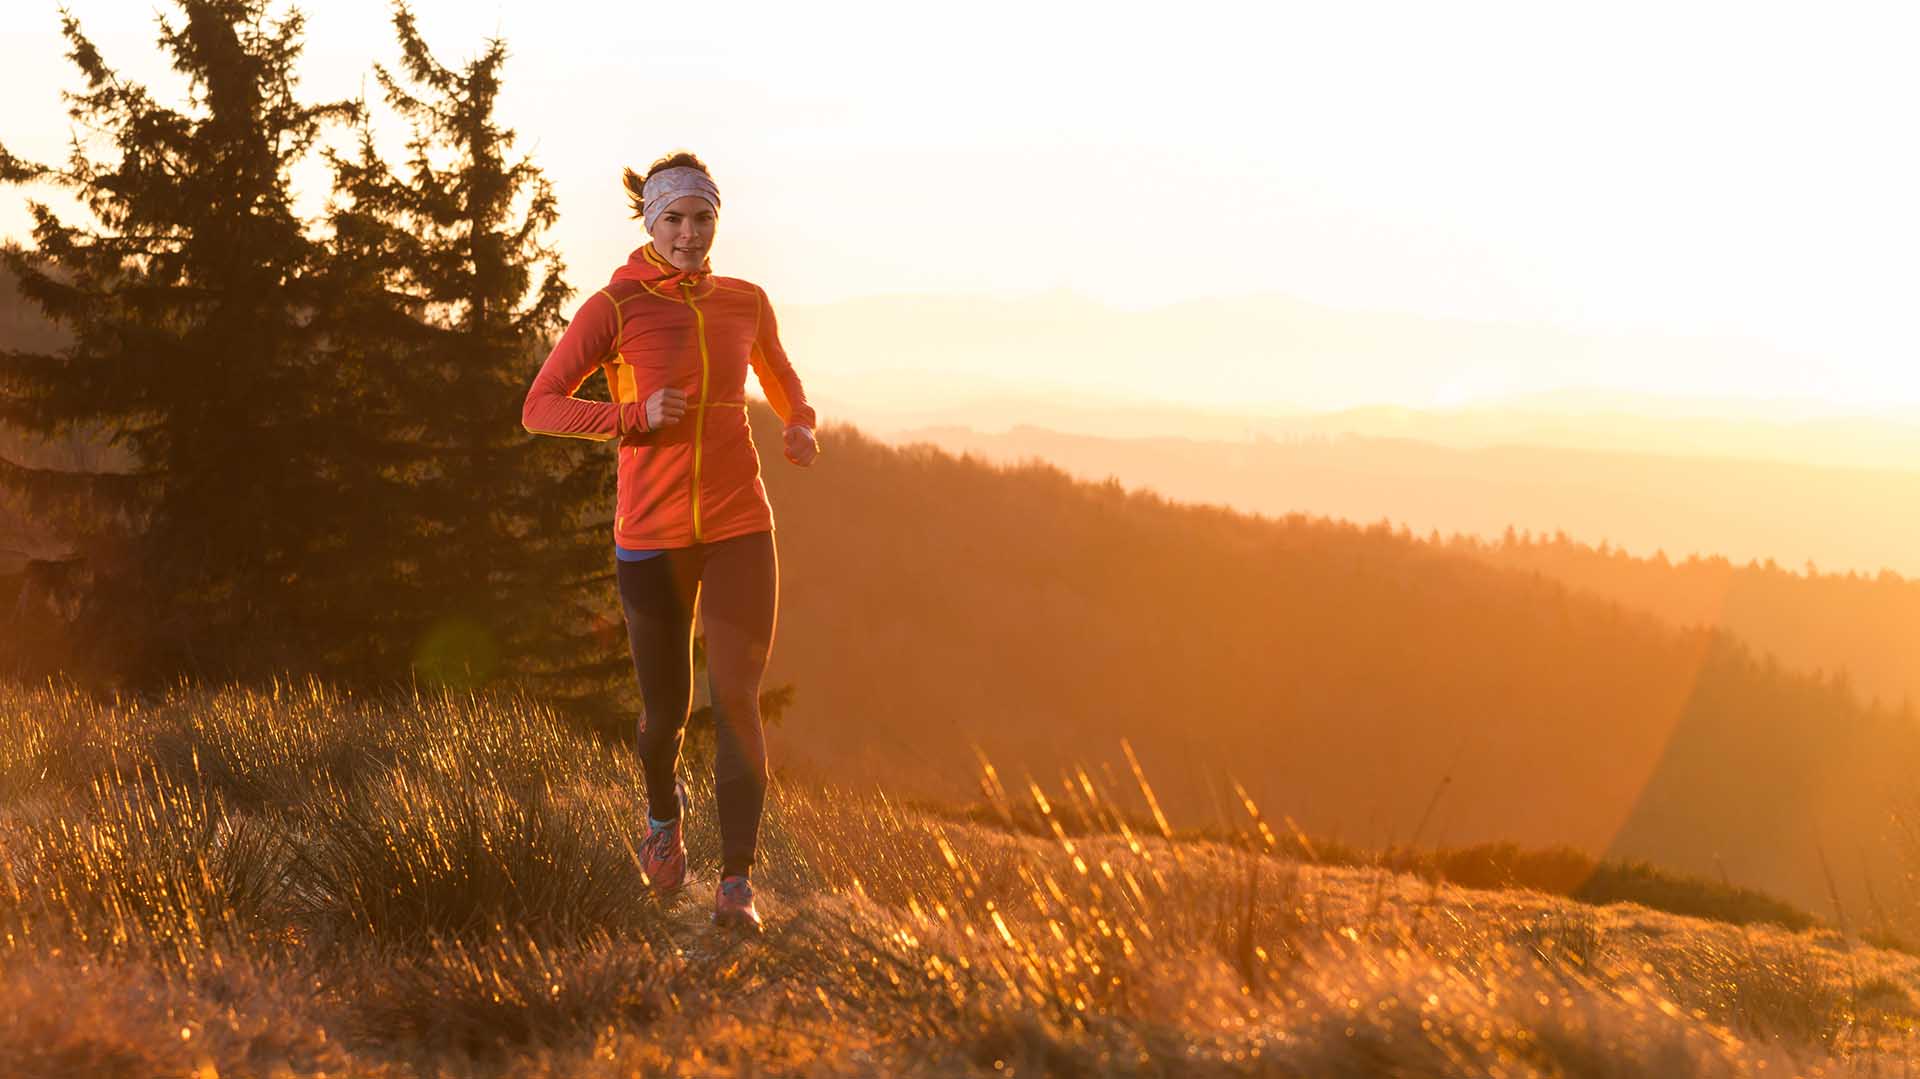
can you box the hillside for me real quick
[1451,532,1920,713]
[3,680,1914,1075]
[751,413,1920,920]
[880,423,1920,581]
[871,423,1920,712]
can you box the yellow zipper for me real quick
[683,281,711,542]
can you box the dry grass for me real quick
[2,676,1917,1076]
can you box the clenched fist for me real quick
[784,424,818,467]
[646,387,688,429]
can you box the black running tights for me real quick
[617,529,777,879]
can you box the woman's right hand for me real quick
[646,387,688,430]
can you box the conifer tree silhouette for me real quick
[0,1,356,685]
[320,3,634,715]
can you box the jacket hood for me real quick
[610,242,713,294]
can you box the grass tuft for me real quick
[289,767,664,948]
[343,930,671,1058]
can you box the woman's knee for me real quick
[710,702,769,786]
[636,705,690,756]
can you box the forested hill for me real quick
[1445,529,1920,715]
[881,422,1920,727]
[751,412,1920,918]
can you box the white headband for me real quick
[642,166,721,232]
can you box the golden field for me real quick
[2,678,1916,1077]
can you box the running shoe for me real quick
[638,778,688,895]
[713,874,763,934]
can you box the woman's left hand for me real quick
[783,424,819,467]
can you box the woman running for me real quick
[521,151,818,934]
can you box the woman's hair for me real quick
[622,152,713,220]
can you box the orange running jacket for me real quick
[521,242,817,549]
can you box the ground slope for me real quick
[3,680,1914,1076]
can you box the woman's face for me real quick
[649,195,717,271]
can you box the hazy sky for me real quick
[4,1,1918,411]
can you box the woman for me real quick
[522,151,818,934]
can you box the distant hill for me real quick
[751,412,1920,918]
[1303,397,1920,475]
[816,372,1920,476]
[881,421,1920,587]
[782,289,1920,471]
[869,424,1920,715]
[1452,529,1920,714]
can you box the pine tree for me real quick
[323,3,625,713]
[0,1,357,686]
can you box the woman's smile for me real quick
[653,195,717,272]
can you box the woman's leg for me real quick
[618,550,702,822]
[697,529,778,879]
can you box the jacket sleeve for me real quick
[748,285,818,431]
[522,290,646,441]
